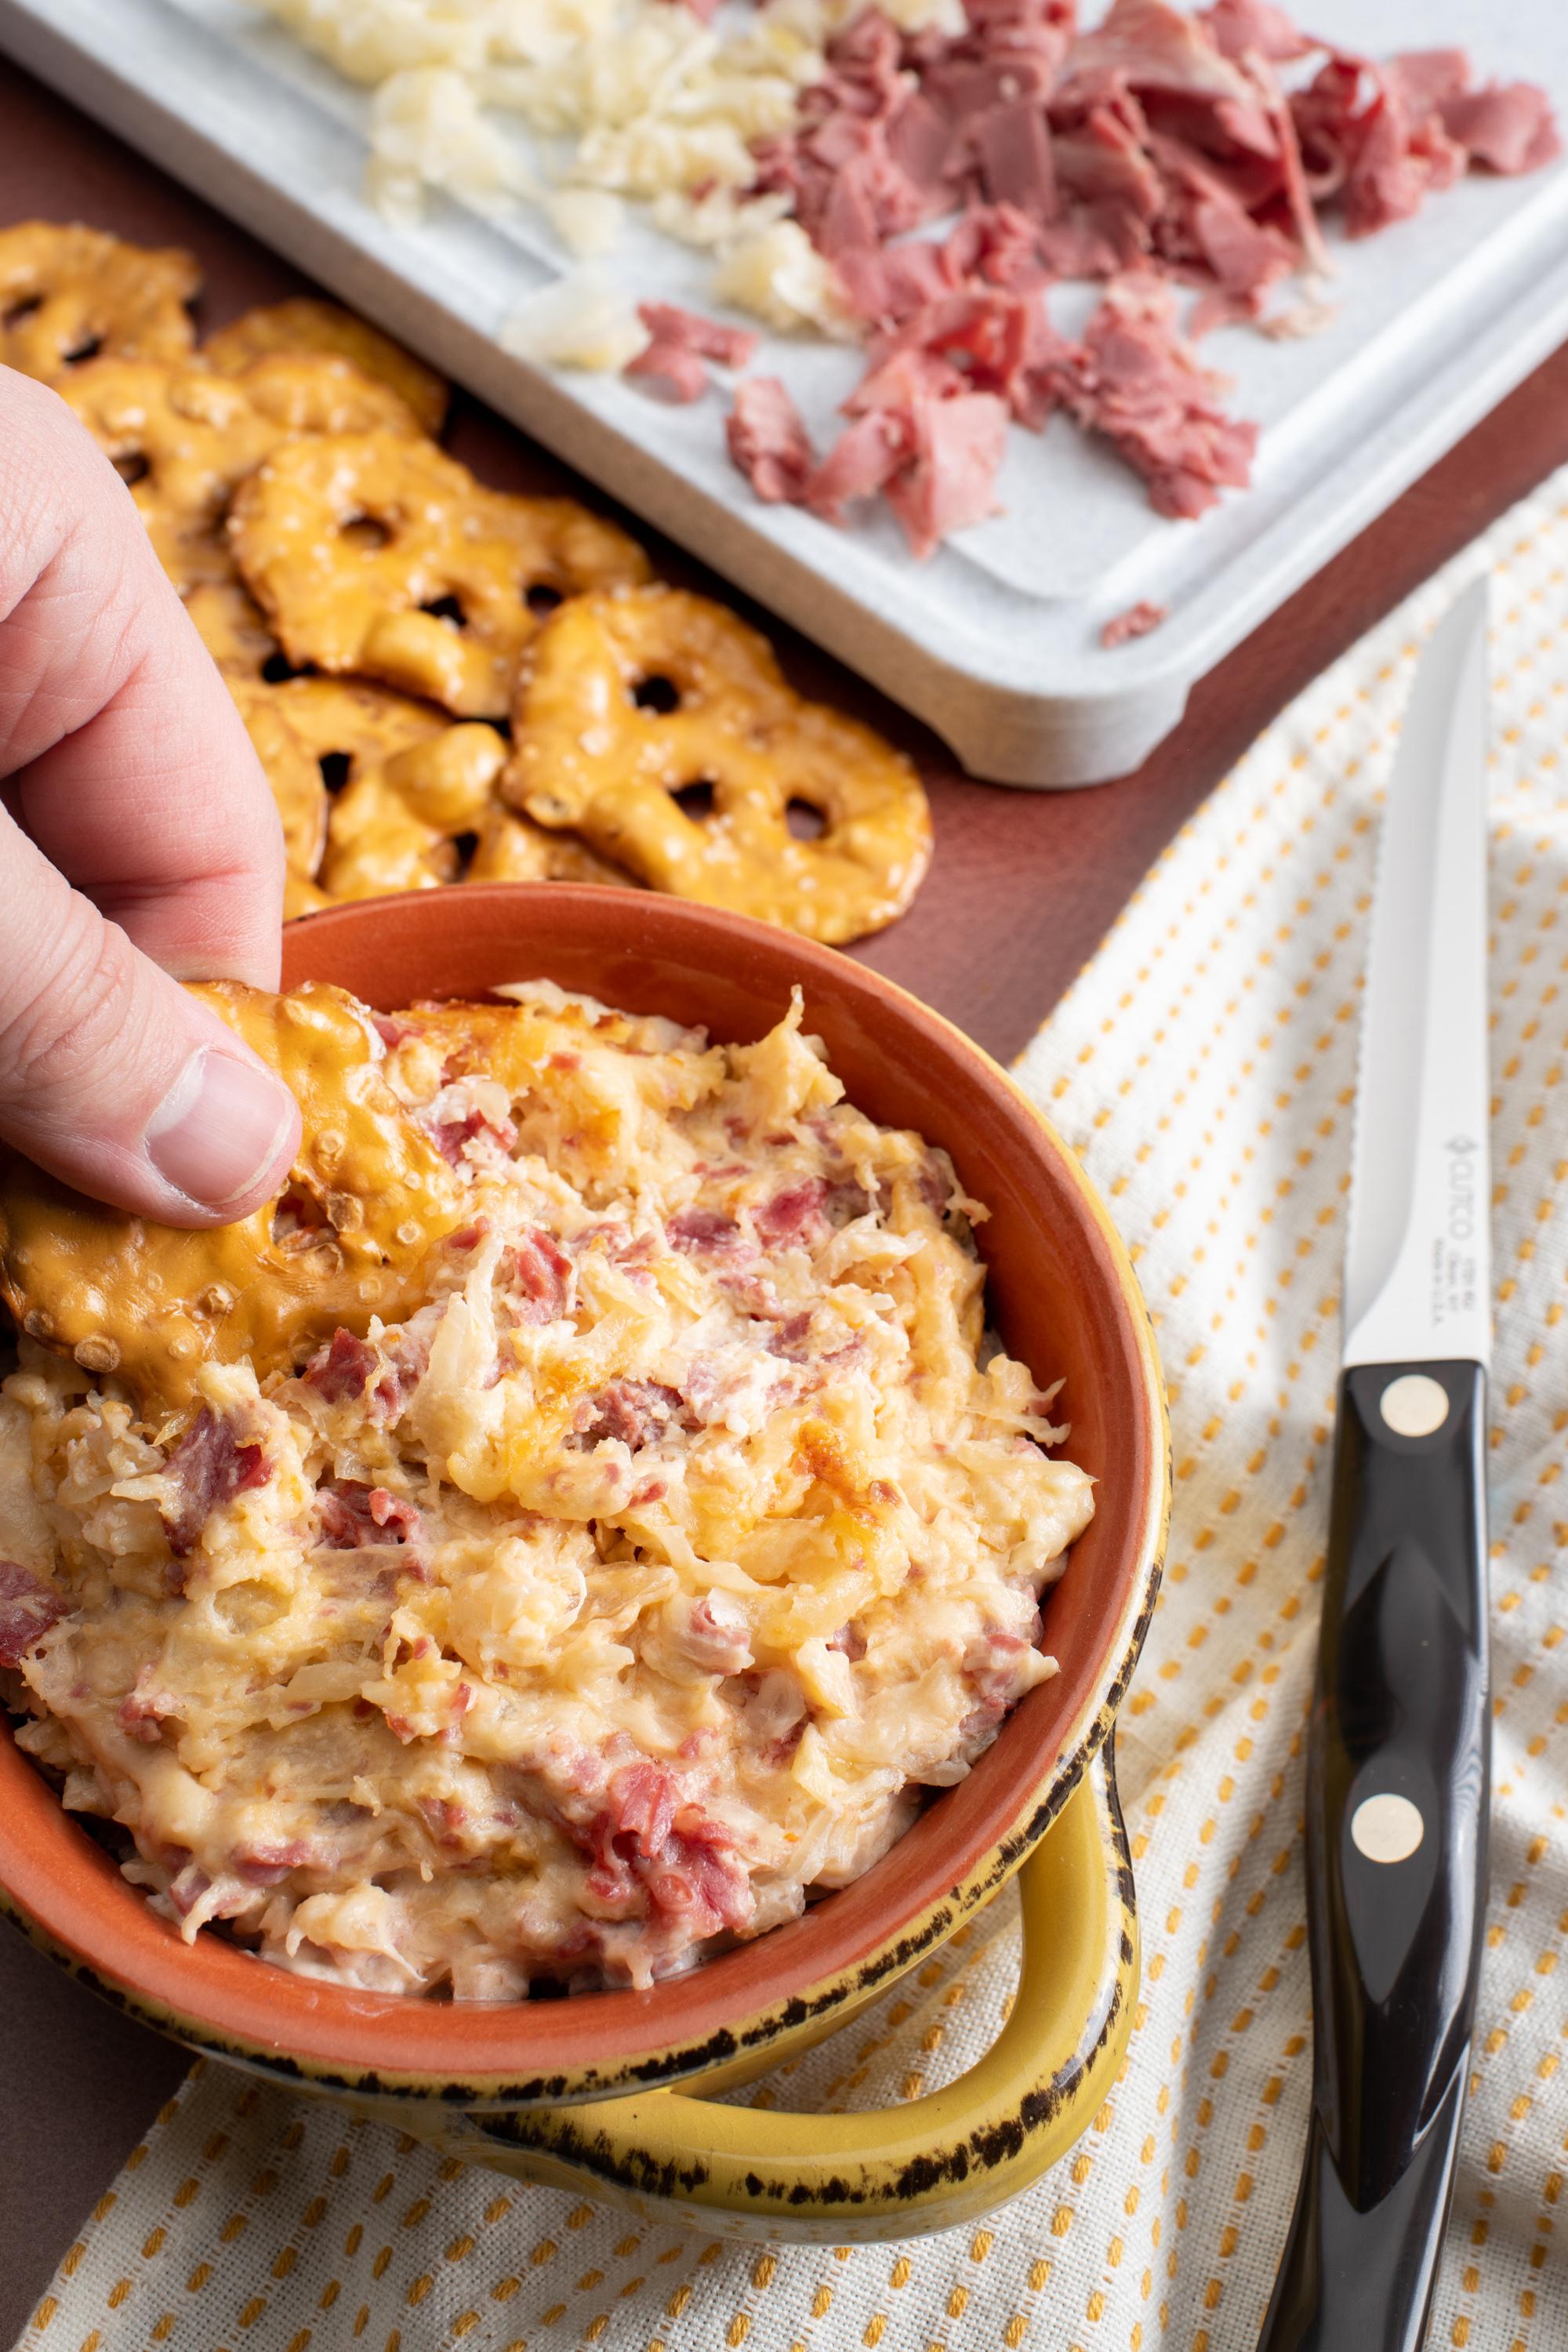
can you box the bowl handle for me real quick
[441,1740,1138,2241]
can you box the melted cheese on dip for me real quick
[0,984,1093,1997]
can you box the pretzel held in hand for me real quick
[228,434,651,718]
[0,983,468,1404]
[503,586,931,944]
[0,222,199,383]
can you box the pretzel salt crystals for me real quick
[0,985,468,1406]
[227,434,651,718]
[64,354,423,593]
[504,586,932,944]
[203,297,449,435]
[0,222,198,383]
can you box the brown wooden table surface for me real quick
[2,45,1567,2347]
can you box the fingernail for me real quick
[145,1048,297,1212]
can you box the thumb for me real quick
[0,818,300,1225]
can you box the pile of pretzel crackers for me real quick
[0,221,932,945]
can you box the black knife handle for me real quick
[1258,1360,1490,2352]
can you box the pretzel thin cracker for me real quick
[0,221,199,383]
[203,297,448,434]
[232,688,331,890]
[504,586,931,944]
[0,983,467,1404]
[229,433,651,717]
[65,354,423,593]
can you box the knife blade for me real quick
[1258,580,1493,2352]
[1341,579,1492,1372]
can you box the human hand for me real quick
[0,368,301,1224]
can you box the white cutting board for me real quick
[4,0,1566,783]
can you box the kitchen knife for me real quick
[1257,579,1493,2352]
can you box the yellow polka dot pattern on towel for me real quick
[18,477,1568,2350]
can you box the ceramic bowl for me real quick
[0,885,1167,2240]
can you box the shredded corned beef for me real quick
[305,1327,379,1404]
[711,0,1556,554]
[885,388,1011,556]
[304,1327,407,1423]
[1101,597,1167,646]
[0,1559,67,1667]
[625,302,760,402]
[1063,275,1258,517]
[576,1378,688,1450]
[668,1203,746,1254]
[1436,81,1562,180]
[318,1479,422,1548]
[724,377,817,503]
[160,1408,268,1561]
[506,1229,573,1325]
[579,1761,752,1938]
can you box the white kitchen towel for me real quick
[18,467,1568,2352]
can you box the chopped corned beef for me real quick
[725,377,817,503]
[973,99,1058,220]
[625,303,760,403]
[872,286,1078,427]
[1065,277,1257,517]
[754,1178,830,1248]
[805,410,909,524]
[506,1229,572,1325]
[668,1204,744,1254]
[1101,598,1168,647]
[303,1327,408,1424]
[626,344,710,405]
[885,388,1011,557]
[1439,82,1562,178]
[720,0,1557,550]
[0,1559,67,1666]
[319,1479,422,1548]
[1200,0,1312,65]
[835,235,960,328]
[579,1762,752,1938]
[234,1839,317,1887]
[576,1378,688,1450]
[637,304,759,370]
[944,201,1055,294]
[305,1327,379,1405]
[161,1408,268,1560]
[1386,49,1471,119]
[433,1105,518,1166]
[118,1677,175,1744]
